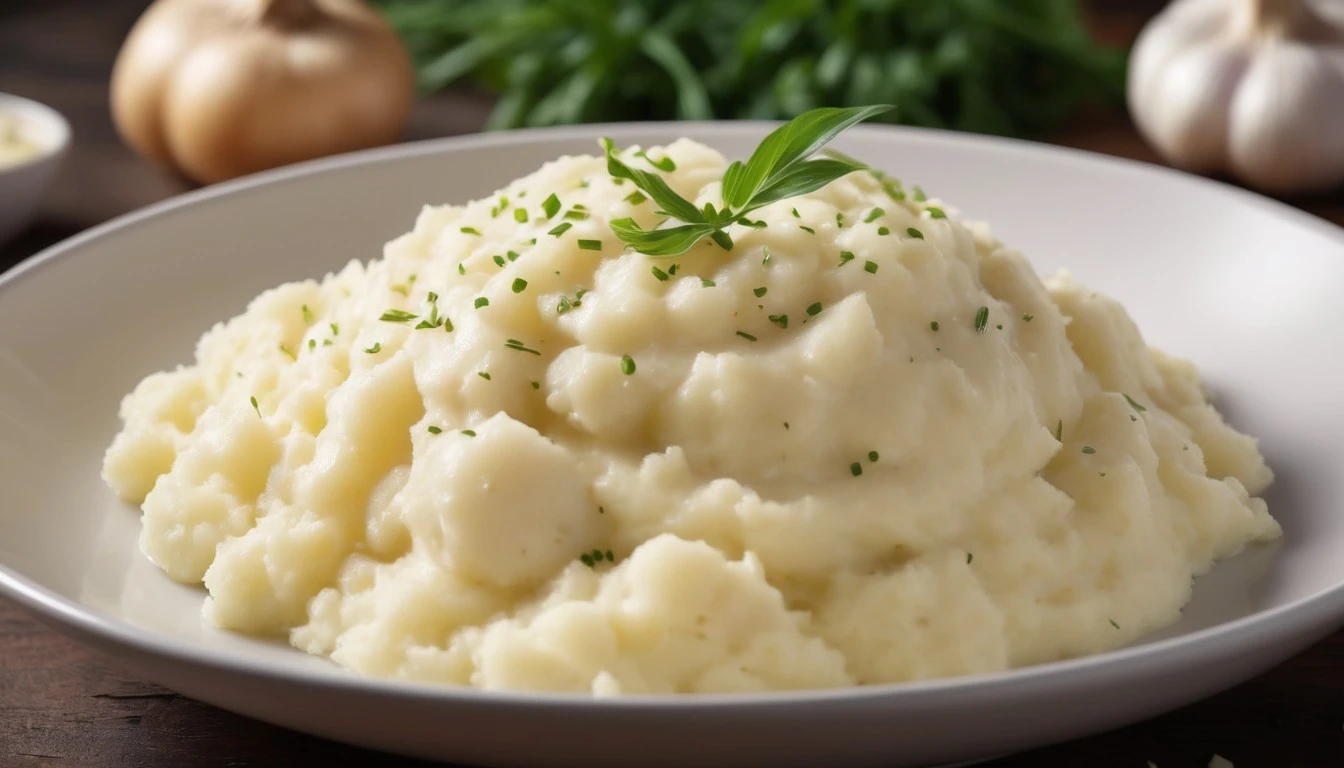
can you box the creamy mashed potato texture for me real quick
[103,138,1279,694]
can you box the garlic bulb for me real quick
[1128,0,1344,194]
[111,0,415,185]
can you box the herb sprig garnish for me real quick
[603,105,892,257]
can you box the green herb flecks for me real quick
[1123,393,1147,413]
[806,302,822,316]
[249,396,260,417]
[974,306,989,333]
[548,222,573,237]
[907,227,924,239]
[474,297,489,309]
[365,342,382,354]
[578,239,603,251]
[505,338,542,355]
[838,250,856,267]
[460,226,481,235]
[542,193,562,219]
[1081,446,1096,455]
[427,425,443,434]
[850,462,863,477]
[863,260,879,274]
[380,309,418,323]
[620,354,636,375]
[736,331,757,341]
[768,314,788,328]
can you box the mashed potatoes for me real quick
[102,137,1279,694]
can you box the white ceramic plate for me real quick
[2,123,1343,768]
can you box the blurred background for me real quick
[0,0,1215,269]
[3,1,1344,766]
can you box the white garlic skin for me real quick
[1128,0,1344,194]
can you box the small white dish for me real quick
[1,123,1343,768]
[0,92,70,247]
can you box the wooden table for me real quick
[2,1,1342,766]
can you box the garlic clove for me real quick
[1229,41,1344,194]
[1133,41,1254,173]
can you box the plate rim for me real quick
[3,120,1343,710]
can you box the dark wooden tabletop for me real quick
[2,1,1343,766]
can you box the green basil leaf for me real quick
[609,218,716,257]
[722,104,892,209]
[740,158,866,211]
[600,138,704,224]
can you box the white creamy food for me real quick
[103,138,1279,694]
[0,113,42,169]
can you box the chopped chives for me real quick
[736,331,757,341]
[474,297,489,309]
[620,354,636,375]
[863,260,878,273]
[974,306,989,332]
[907,227,924,239]
[548,222,573,237]
[578,239,602,251]
[514,208,528,223]
[460,226,481,235]
[542,193,561,219]
[427,426,442,434]
[806,302,822,316]
[864,208,884,223]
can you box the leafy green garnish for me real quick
[602,105,891,257]
[620,354,636,375]
[388,1,1126,139]
[974,306,989,333]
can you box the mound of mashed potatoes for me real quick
[103,138,1279,694]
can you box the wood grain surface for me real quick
[1,1,1342,766]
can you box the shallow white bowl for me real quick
[1,123,1343,768]
[0,92,70,247]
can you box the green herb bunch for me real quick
[379,0,1126,137]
